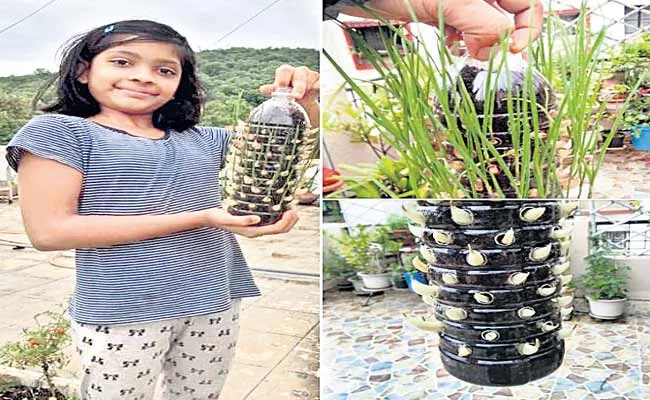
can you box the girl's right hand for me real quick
[201,208,299,238]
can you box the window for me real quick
[323,200,344,223]
[342,22,412,70]
[595,220,650,255]
[624,5,650,35]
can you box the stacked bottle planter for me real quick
[222,88,317,225]
[436,64,557,198]
[406,200,576,386]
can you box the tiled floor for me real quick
[322,290,650,400]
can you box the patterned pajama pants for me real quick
[71,300,241,400]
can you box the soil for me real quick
[0,386,66,400]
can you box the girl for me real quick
[5,20,319,400]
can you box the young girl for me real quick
[5,20,319,400]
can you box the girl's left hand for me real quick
[259,65,320,127]
[223,209,300,238]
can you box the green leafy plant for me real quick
[324,2,624,198]
[385,213,409,231]
[323,239,356,280]
[330,225,401,274]
[581,237,630,300]
[0,310,71,397]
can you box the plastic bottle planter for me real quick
[222,88,318,225]
[404,200,577,386]
[435,63,557,198]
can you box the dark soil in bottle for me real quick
[0,386,66,400]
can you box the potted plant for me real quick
[385,213,414,246]
[400,252,427,292]
[331,225,401,289]
[323,242,356,291]
[581,237,629,320]
[623,95,650,151]
[390,262,409,289]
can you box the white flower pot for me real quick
[357,272,392,289]
[586,296,627,320]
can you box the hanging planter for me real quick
[404,200,577,386]
[222,88,318,225]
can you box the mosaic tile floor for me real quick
[322,290,650,400]
[591,140,650,198]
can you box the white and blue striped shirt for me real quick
[6,114,261,325]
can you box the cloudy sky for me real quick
[0,0,320,76]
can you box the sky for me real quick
[0,0,321,76]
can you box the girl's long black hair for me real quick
[39,20,204,132]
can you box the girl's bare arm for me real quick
[17,152,290,251]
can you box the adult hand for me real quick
[259,65,320,127]
[339,0,544,61]
[202,208,300,238]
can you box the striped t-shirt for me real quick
[6,113,261,325]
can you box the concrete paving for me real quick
[0,203,320,400]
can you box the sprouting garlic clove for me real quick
[411,280,439,297]
[404,315,444,332]
[458,344,472,357]
[481,330,500,341]
[552,261,571,275]
[432,230,453,245]
[251,141,263,150]
[466,246,487,267]
[538,321,559,332]
[450,206,474,225]
[262,196,272,203]
[473,292,494,305]
[520,206,546,222]
[243,176,254,185]
[247,203,257,210]
[284,196,294,202]
[495,228,516,246]
[403,202,426,225]
[558,324,576,339]
[422,294,437,306]
[518,307,536,319]
[537,284,556,297]
[550,227,571,239]
[560,202,579,218]
[408,224,424,238]
[559,240,571,254]
[271,204,282,212]
[530,243,552,261]
[442,273,458,285]
[411,256,429,274]
[508,272,530,286]
[445,308,468,321]
[280,171,290,177]
[251,186,262,194]
[419,246,437,264]
[516,338,541,356]
[559,274,573,286]
[560,306,574,318]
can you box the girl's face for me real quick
[78,37,183,116]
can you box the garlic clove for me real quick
[560,202,579,218]
[520,206,546,222]
[466,247,487,267]
[445,307,468,321]
[538,321,559,332]
[247,203,257,210]
[419,246,437,264]
[516,338,541,356]
[403,202,426,225]
[559,274,573,286]
[508,272,530,286]
[552,261,571,275]
[262,196,272,203]
[411,280,438,297]
[243,176,254,185]
[251,186,262,194]
[280,171,290,177]
[518,307,536,319]
[537,284,556,297]
[422,294,437,306]
[495,228,516,246]
[411,256,429,274]
[550,227,571,239]
[404,315,444,332]
[559,240,571,254]
[450,206,474,225]
[530,243,552,261]
[560,306,574,318]
[481,330,500,341]
[473,292,495,305]
[284,195,294,202]
[558,324,576,339]
[442,273,458,285]
[271,204,282,212]
[408,224,424,238]
[432,230,453,245]
[458,344,472,357]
